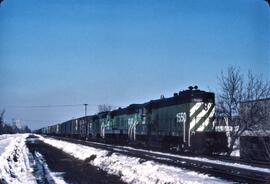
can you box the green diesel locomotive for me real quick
[38,86,228,154]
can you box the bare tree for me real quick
[265,0,270,6]
[0,109,5,134]
[217,66,270,155]
[98,104,113,113]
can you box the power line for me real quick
[1,103,122,124]
[4,104,84,108]
[3,103,120,109]
[4,118,65,123]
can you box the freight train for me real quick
[36,86,228,154]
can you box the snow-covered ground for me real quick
[82,139,270,173]
[0,134,36,184]
[2,134,267,184]
[0,134,66,184]
[37,135,232,184]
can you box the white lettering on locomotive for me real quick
[176,112,186,124]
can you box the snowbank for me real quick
[58,137,270,173]
[0,134,36,184]
[38,135,231,184]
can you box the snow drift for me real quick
[0,134,36,184]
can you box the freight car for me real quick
[36,87,228,155]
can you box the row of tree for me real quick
[0,110,31,135]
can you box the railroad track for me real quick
[46,136,270,184]
[207,154,270,168]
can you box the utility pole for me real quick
[83,104,88,116]
[83,104,88,140]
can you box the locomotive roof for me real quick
[145,89,214,109]
[76,115,96,121]
[60,119,73,125]
[97,111,110,118]
[111,104,143,116]
[39,88,215,130]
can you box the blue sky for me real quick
[0,0,269,129]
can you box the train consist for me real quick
[36,87,228,154]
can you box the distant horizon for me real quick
[1,0,269,130]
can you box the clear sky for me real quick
[0,0,269,130]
